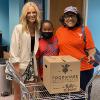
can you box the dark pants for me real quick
[80,68,94,100]
[80,68,94,91]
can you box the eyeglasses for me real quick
[64,14,77,18]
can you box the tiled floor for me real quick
[0,95,14,100]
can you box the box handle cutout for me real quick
[45,65,47,68]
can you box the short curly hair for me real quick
[40,20,54,32]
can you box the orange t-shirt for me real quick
[55,26,95,71]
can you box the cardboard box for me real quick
[43,56,80,94]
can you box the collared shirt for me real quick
[36,36,59,78]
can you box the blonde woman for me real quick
[10,2,41,100]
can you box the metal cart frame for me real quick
[5,61,88,100]
[85,66,100,100]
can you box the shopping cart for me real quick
[5,61,88,100]
[85,65,100,100]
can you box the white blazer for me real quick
[9,24,40,76]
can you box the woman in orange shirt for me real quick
[55,6,96,92]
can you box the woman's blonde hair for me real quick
[20,2,41,32]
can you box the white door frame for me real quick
[83,0,88,26]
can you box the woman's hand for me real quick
[13,63,20,75]
[87,48,96,63]
[88,54,95,63]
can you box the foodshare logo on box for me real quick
[52,63,79,83]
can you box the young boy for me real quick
[36,20,59,80]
